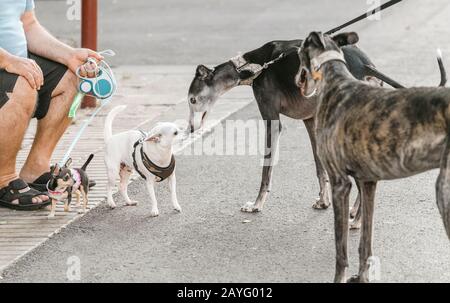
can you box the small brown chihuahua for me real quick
[47,154,94,218]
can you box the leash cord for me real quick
[60,50,117,166]
[59,97,113,167]
[244,0,402,72]
[325,0,403,35]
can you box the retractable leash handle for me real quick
[68,50,116,118]
[61,50,117,166]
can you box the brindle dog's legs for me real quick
[436,139,450,239]
[330,176,351,283]
[348,180,377,283]
[350,184,362,230]
[303,118,331,209]
[241,117,281,213]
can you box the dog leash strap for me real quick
[325,0,403,35]
[60,97,113,167]
[236,1,402,85]
[132,141,147,180]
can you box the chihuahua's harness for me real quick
[46,168,82,199]
[132,134,175,182]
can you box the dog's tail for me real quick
[364,50,448,88]
[104,105,127,143]
[81,154,94,171]
[437,49,447,87]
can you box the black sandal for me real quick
[29,172,96,192]
[0,179,51,211]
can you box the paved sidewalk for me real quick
[0,65,253,274]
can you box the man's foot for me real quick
[0,179,50,210]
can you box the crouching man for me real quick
[0,0,101,210]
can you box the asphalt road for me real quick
[2,0,450,282]
[2,102,450,283]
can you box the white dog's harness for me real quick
[132,133,175,182]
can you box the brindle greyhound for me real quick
[187,40,446,219]
[298,31,450,283]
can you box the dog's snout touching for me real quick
[190,97,197,104]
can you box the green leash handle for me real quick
[68,92,85,118]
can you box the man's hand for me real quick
[66,48,104,78]
[1,54,43,90]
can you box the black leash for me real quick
[240,0,403,71]
[325,0,403,35]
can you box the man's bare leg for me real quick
[20,71,77,182]
[0,76,47,204]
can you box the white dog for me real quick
[104,105,181,216]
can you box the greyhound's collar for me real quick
[230,55,264,86]
[230,53,285,86]
[310,51,346,81]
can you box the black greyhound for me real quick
[187,39,446,220]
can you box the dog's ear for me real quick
[332,32,359,47]
[64,158,72,168]
[146,134,161,143]
[51,164,60,176]
[196,65,213,80]
[304,32,325,49]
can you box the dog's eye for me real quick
[174,131,178,136]
[63,175,69,182]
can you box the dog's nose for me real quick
[190,97,197,104]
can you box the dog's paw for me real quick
[173,204,182,213]
[47,213,55,218]
[107,201,117,209]
[77,209,86,214]
[312,197,330,210]
[349,218,361,230]
[125,200,138,206]
[347,275,368,283]
[240,202,261,213]
[349,206,358,219]
[149,209,160,217]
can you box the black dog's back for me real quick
[241,39,430,91]
[242,40,377,96]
